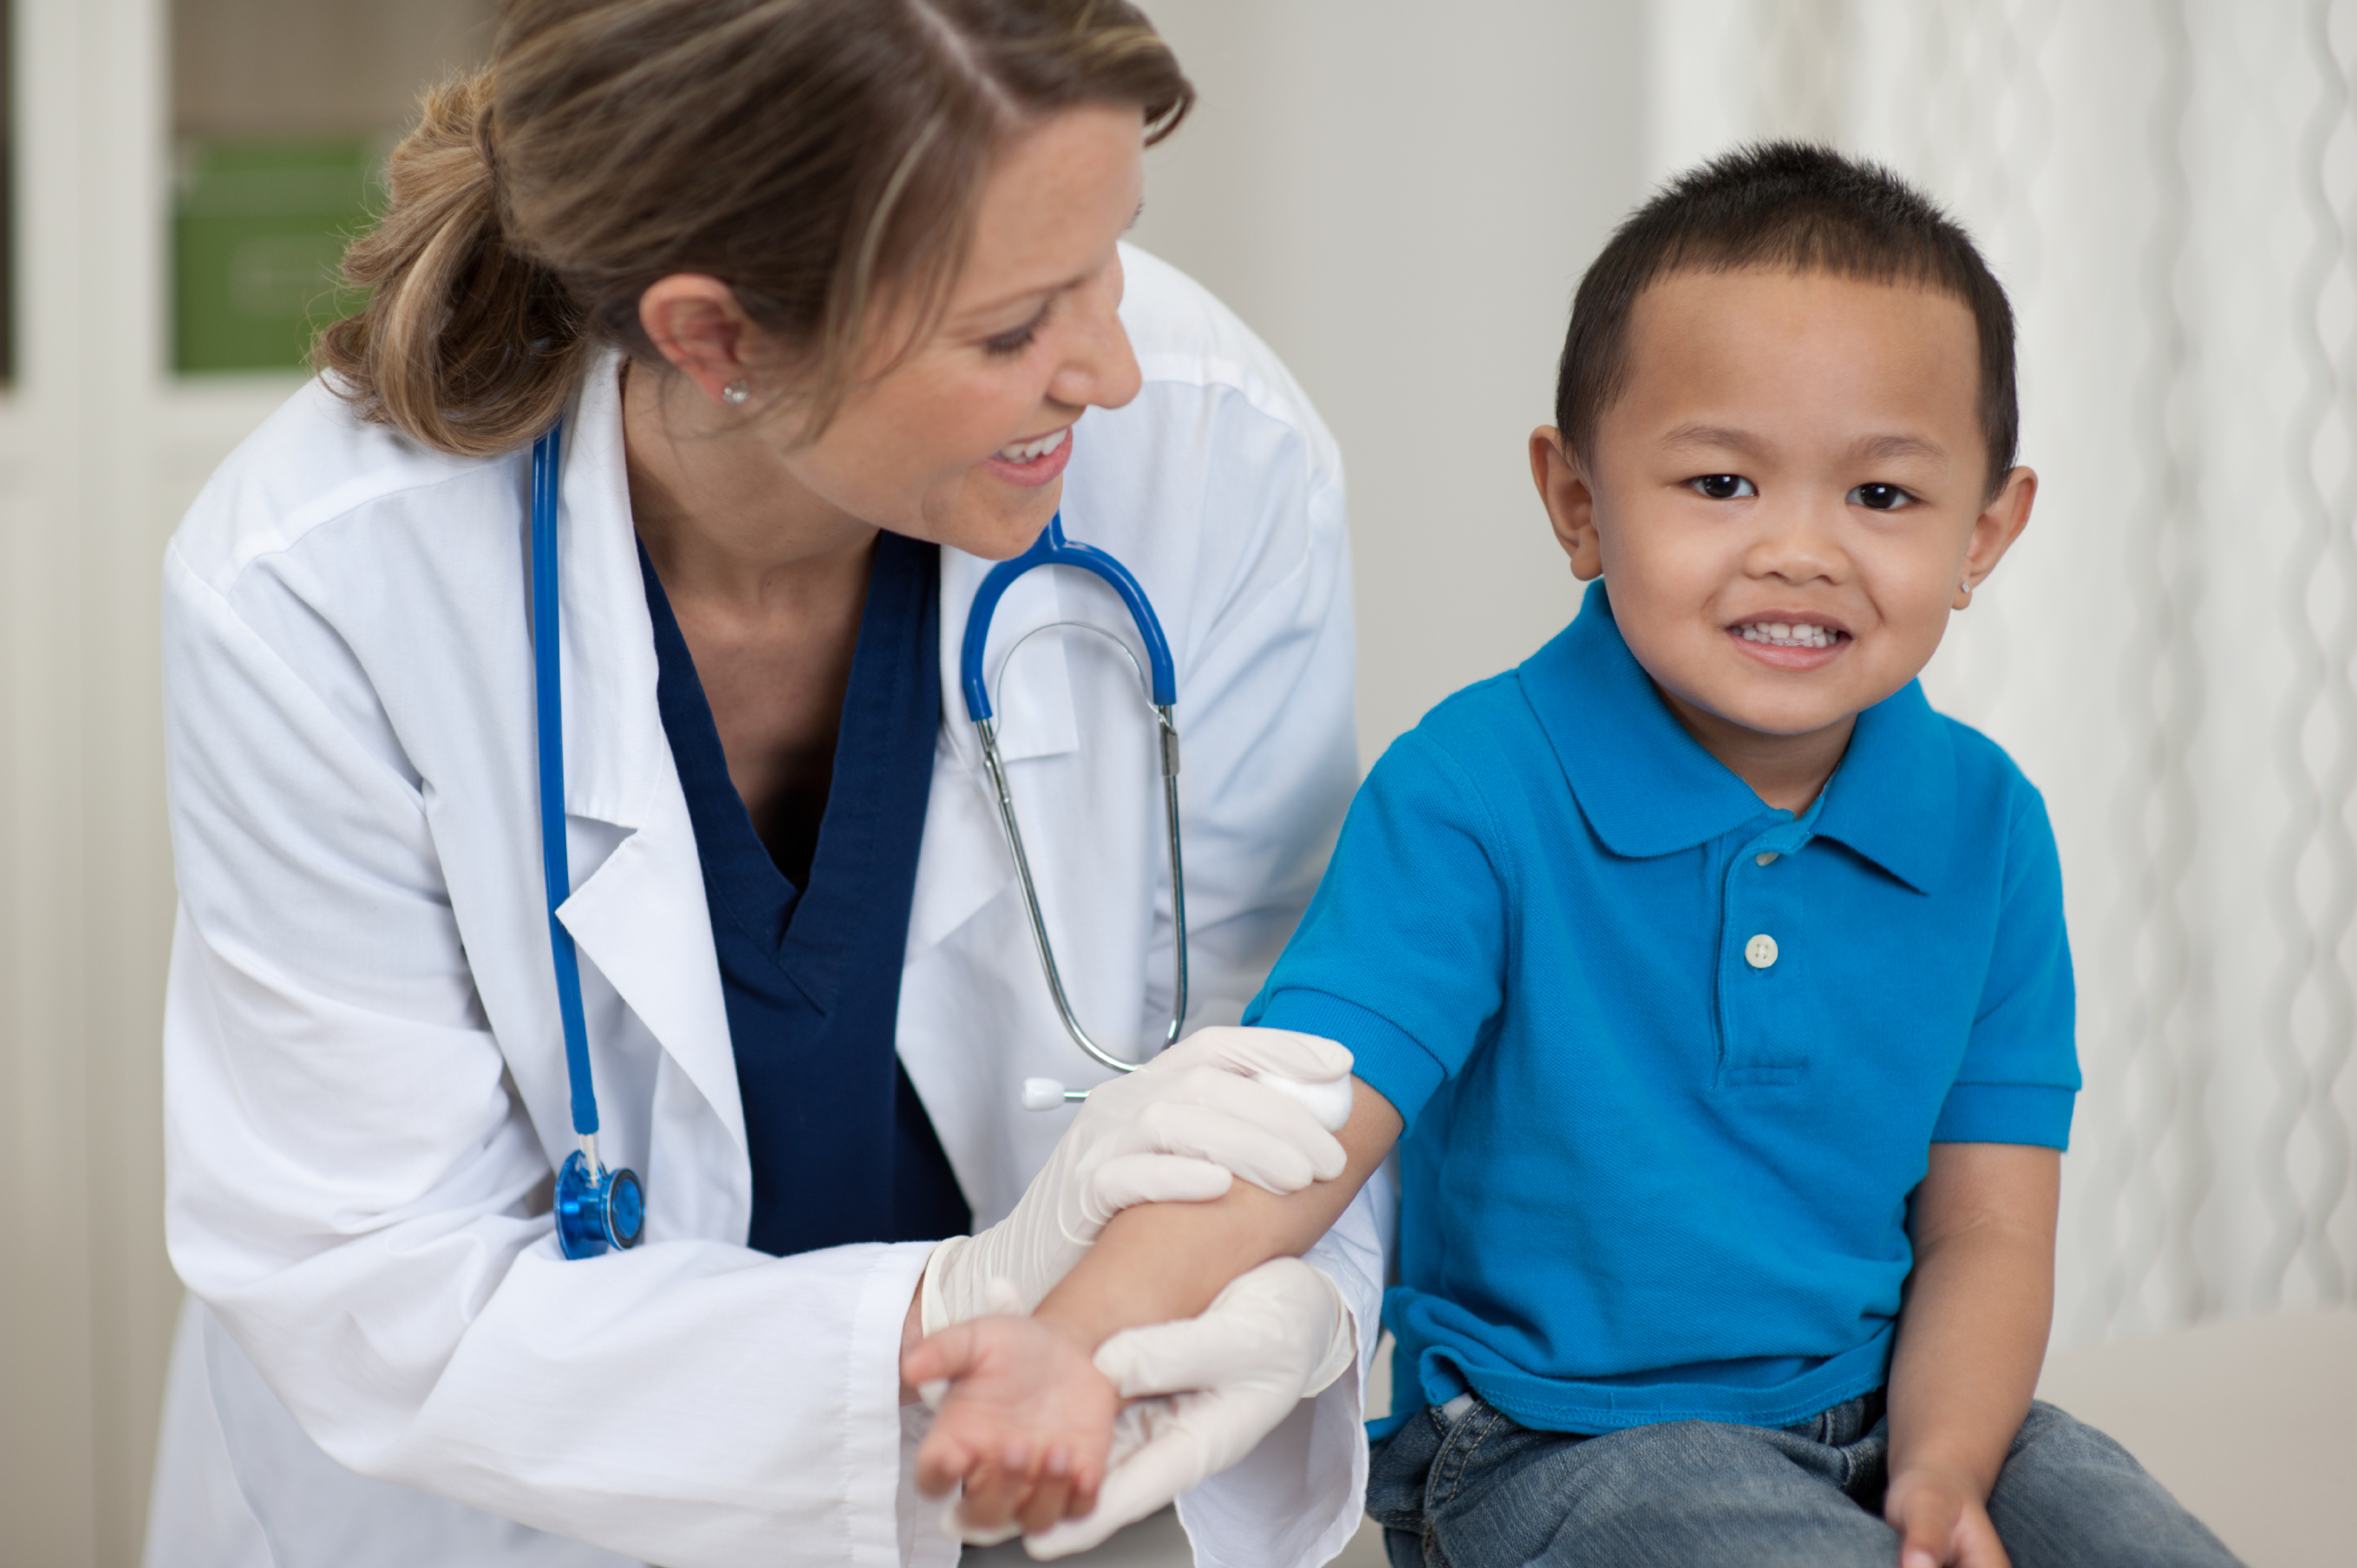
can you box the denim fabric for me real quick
[1367,1392,2243,1568]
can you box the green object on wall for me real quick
[173,137,380,373]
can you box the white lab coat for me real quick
[146,246,1390,1568]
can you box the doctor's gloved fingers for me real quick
[1120,1079,1345,1188]
[1152,1025,1354,1088]
[1074,1152,1233,1232]
[1093,1258,1353,1400]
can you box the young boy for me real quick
[910,143,2243,1566]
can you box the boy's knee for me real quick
[1990,1403,2243,1568]
[2006,1400,2152,1476]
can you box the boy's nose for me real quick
[1743,499,1849,585]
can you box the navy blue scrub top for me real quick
[640,532,972,1257]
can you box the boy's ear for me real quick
[1530,427,1604,581]
[1958,464,2037,606]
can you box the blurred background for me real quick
[1,0,2352,1563]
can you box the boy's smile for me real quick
[1532,267,2036,811]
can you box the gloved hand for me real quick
[1022,1257,1357,1559]
[919,1027,1353,1335]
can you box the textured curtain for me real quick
[1644,0,2357,1347]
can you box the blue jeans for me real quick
[1367,1389,2243,1567]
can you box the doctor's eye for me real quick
[1848,482,1916,512]
[1689,474,1756,500]
[985,301,1054,356]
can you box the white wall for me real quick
[1131,0,1646,762]
[4,2,180,1561]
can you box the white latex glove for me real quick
[919,1027,1352,1335]
[1022,1257,1357,1560]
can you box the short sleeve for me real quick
[1244,730,1508,1128]
[1932,787,2080,1148]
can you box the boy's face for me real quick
[1532,267,2034,780]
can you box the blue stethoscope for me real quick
[532,422,645,1260]
[530,421,1189,1260]
[961,506,1190,1112]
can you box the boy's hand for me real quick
[1885,1464,2012,1568]
[904,1312,1121,1542]
[1024,1258,1355,1558]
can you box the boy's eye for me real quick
[1689,474,1755,500]
[1848,482,1916,511]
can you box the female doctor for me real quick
[144,2,1387,1565]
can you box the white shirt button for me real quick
[1755,852,1779,866]
[1745,933,1779,970]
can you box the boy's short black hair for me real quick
[1555,141,2018,500]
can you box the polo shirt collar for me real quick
[1520,581,1954,894]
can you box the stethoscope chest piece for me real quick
[556,1146,646,1259]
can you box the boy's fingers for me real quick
[911,1428,976,1499]
[956,1455,1025,1535]
[1015,1469,1075,1538]
[1952,1506,2012,1568]
[898,1321,981,1387]
[943,1494,1022,1551]
[1063,1456,1102,1520]
[1024,1414,1209,1558]
[1896,1493,1960,1568]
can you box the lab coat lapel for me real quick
[539,358,747,1159]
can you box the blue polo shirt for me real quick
[1246,581,2077,1436]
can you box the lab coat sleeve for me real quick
[160,544,931,1568]
[1149,454,1359,1034]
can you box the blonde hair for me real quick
[316,0,1192,457]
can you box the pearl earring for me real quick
[721,380,751,406]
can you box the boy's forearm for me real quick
[1885,1143,2060,1498]
[1031,1075,1401,1351]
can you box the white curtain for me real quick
[1646,0,2357,1347]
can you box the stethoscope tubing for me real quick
[532,421,643,1258]
[532,422,599,1144]
[962,515,1191,1097]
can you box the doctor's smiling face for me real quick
[1531,266,2035,808]
[632,102,1147,564]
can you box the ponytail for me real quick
[314,73,587,458]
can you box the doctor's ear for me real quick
[1530,427,1604,581]
[638,274,781,408]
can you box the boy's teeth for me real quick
[1738,621,1840,649]
[996,428,1068,463]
